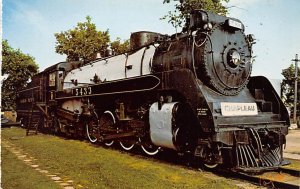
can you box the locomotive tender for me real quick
[17,10,290,172]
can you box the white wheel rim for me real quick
[104,111,116,123]
[102,111,116,147]
[204,163,218,169]
[86,123,97,143]
[104,140,114,146]
[138,137,160,156]
[120,141,135,151]
[141,145,160,156]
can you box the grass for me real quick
[2,127,238,189]
[1,147,61,189]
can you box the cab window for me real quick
[49,72,56,86]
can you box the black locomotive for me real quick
[16,10,290,172]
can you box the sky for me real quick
[2,0,300,79]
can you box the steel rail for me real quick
[235,171,300,189]
[212,167,300,189]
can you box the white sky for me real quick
[3,0,300,79]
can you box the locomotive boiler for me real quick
[17,10,290,172]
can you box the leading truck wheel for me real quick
[139,137,160,156]
[202,146,220,169]
[100,111,116,147]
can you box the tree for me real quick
[281,64,300,116]
[1,40,39,110]
[55,16,110,63]
[110,38,130,55]
[162,0,230,30]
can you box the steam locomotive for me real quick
[17,10,290,172]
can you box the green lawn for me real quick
[2,127,238,189]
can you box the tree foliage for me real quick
[110,38,130,55]
[55,16,130,62]
[55,16,110,63]
[162,0,230,29]
[281,64,300,111]
[1,40,39,110]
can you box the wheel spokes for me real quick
[86,110,99,143]
[100,111,116,147]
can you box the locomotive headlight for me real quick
[228,50,241,68]
[203,22,213,30]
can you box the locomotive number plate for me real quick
[73,86,92,96]
[221,102,258,116]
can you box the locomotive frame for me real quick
[16,10,290,173]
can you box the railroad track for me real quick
[141,148,300,188]
[231,167,300,189]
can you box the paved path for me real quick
[284,129,300,160]
[2,139,76,189]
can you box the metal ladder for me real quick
[26,77,49,135]
[26,102,41,135]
